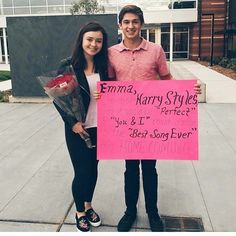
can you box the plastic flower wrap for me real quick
[37,66,85,122]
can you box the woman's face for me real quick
[82,31,103,58]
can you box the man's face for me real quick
[119,13,143,40]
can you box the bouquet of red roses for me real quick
[37,66,85,121]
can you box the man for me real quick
[108,5,201,232]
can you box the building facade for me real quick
[190,0,233,60]
[1,0,234,65]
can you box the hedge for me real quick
[202,57,236,72]
[0,71,11,81]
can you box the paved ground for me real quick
[169,61,236,103]
[0,61,236,232]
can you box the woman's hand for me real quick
[72,122,89,139]
[194,83,202,94]
[93,90,101,100]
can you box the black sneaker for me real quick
[85,208,102,227]
[148,213,164,232]
[75,214,90,232]
[117,213,136,232]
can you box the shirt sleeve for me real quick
[156,46,170,77]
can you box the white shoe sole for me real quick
[88,219,102,227]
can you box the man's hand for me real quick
[194,83,202,94]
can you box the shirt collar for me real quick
[117,37,148,52]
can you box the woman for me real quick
[54,22,108,232]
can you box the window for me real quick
[48,0,63,5]
[173,33,188,51]
[2,0,13,7]
[173,24,189,59]
[149,29,155,43]
[65,0,73,4]
[14,7,30,14]
[0,28,9,62]
[3,8,14,15]
[173,0,196,9]
[48,6,64,13]
[141,29,157,43]
[174,25,188,32]
[141,30,147,40]
[30,0,46,6]
[161,25,170,33]
[161,33,170,59]
[31,6,47,14]
[161,25,170,56]
[65,5,71,13]
[13,0,30,7]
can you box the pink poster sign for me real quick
[97,80,198,160]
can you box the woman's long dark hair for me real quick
[71,22,108,75]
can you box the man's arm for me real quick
[160,73,173,80]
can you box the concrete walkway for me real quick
[0,61,236,232]
[169,60,236,103]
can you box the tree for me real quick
[70,0,105,15]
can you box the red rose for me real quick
[45,74,74,88]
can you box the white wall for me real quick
[144,9,198,24]
[0,8,197,28]
[0,16,6,27]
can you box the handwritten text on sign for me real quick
[97,80,198,160]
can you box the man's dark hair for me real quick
[118,5,144,24]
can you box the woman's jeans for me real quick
[65,127,98,212]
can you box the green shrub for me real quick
[0,91,3,101]
[213,57,222,65]
[0,90,11,102]
[201,56,222,65]
[218,57,230,68]
[0,71,11,81]
[201,56,210,62]
[230,64,236,72]
[226,58,236,69]
[228,61,236,71]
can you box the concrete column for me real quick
[170,23,173,62]
[46,0,49,14]
[0,0,3,15]
[0,29,3,63]
[3,27,8,64]
[155,28,161,45]
[63,0,66,13]
[146,29,149,41]
[11,0,15,15]
[29,0,32,14]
